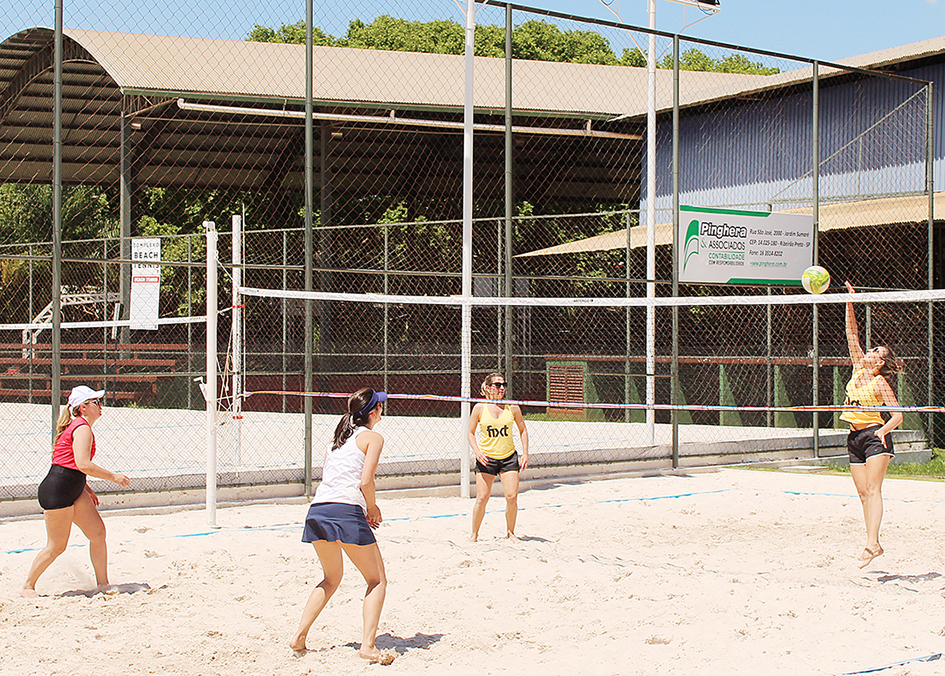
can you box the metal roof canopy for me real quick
[0,27,655,199]
[516,193,945,257]
[0,26,940,197]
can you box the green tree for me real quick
[659,48,779,75]
[715,53,779,75]
[248,16,624,66]
[510,19,618,64]
[247,21,335,46]
[248,16,780,75]
[341,16,465,54]
[618,47,646,68]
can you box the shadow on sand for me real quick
[345,632,445,655]
[60,582,158,597]
[876,572,941,584]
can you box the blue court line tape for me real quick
[840,653,941,675]
[3,488,732,554]
[6,541,89,555]
[780,489,945,505]
[782,490,855,498]
[597,488,734,504]
[5,485,938,555]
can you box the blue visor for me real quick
[356,390,388,417]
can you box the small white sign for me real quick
[130,238,161,330]
[679,206,814,286]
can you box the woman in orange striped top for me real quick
[841,281,903,569]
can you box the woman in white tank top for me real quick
[291,388,388,662]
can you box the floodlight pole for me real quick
[460,0,475,499]
[205,220,218,527]
[645,0,657,442]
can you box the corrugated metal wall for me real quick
[644,61,941,221]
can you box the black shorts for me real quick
[476,452,521,476]
[37,465,87,510]
[847,426,894,465]
[302,502,376,546]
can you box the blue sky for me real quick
[4,0,943,63]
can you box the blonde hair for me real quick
[55,405,74,440]
[479,372,506,397]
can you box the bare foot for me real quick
[360,645,381,662]
[289,635,307,653]
[858,545,884,569]
[470,534,478,542]
[20,587,38,599]
[507,532,519,542]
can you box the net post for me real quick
[204,220,218,527]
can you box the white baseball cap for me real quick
[68,385,105,409]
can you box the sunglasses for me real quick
[86,398,103,406]
[490,382,508,388]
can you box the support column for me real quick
[119,109,133,346]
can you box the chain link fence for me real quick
[0,1,939,501]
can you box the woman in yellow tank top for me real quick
[467,372,529,541]
[842,281,903,569]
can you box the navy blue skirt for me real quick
[302,502,376,546]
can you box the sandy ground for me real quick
[2,468,944,676]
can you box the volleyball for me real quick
[801,265,831,294]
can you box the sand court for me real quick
[2,468,945,675]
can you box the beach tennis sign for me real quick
[679,206,814,286]
[130,238,161,330]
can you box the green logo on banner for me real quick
[683,219,700,272]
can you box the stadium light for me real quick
[664,0,720,11]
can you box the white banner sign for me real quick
[130,238,161,330]
[679,206,814,286]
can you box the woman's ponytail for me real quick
[53,405,73,444]
[331,388,375,450]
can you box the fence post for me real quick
[50,0,63,440]
[231,214,243,468]
[812,61,821,458]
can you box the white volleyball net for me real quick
[235,280,944,473]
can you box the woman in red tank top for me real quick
[21,386,130,597]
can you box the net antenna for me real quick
[665,0,720,10]
[598,0,624,23]
[599,0,720,25]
